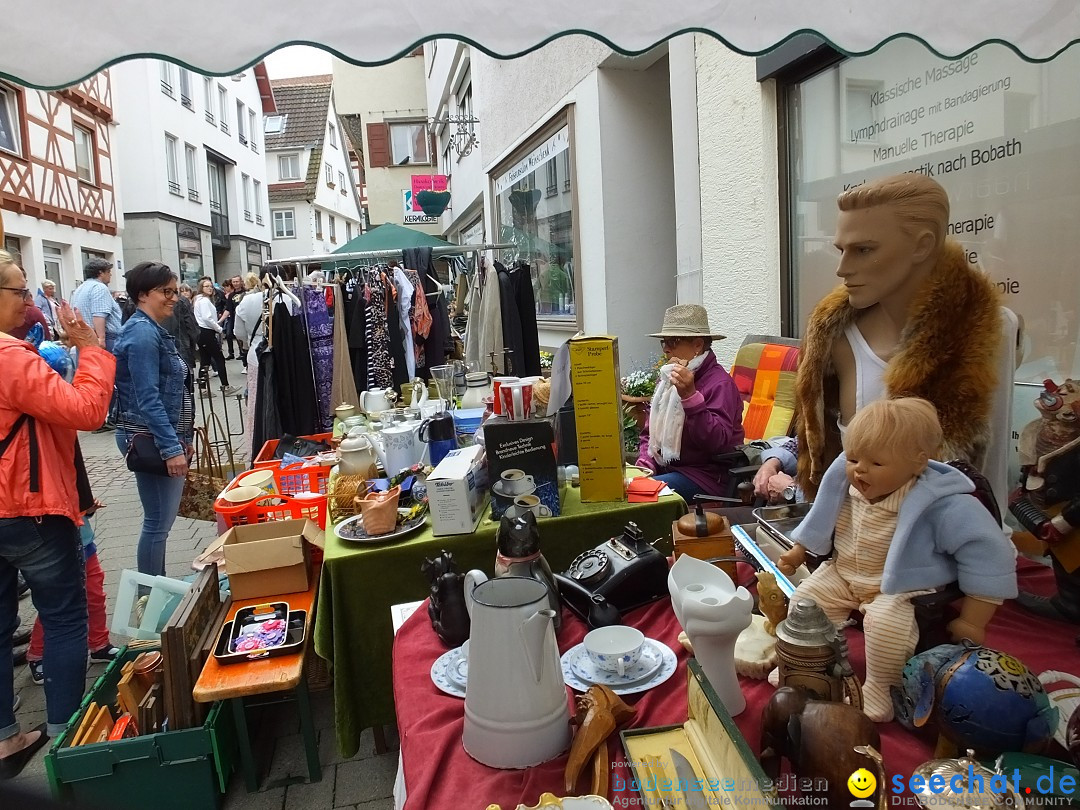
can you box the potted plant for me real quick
[620,357,663,430]
[415,190,451,217]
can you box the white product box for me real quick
[427,444,490,536]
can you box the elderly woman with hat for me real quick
[636,304,745,502]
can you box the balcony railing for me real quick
[160,80,173,97]
[181,94,192,110]
[220,122,229,135]
[239,134,247,145]
[255,214,263,225]
[244,210,252,222]
[188,189,200,202]
[167,180,181,195]
[205,111,214,125]
[210,210,230,248]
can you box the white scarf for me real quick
[648,351,708,465]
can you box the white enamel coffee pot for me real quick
[360,387,395,415]
[461,571,570,769]
[371,421,424,478]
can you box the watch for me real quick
[782,484,797,503]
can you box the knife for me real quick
[669,747,711,810]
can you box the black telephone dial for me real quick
[554,522,669,628]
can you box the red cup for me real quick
[491,376,519,417]
[499,382,533,421]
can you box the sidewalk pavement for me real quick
[11,359,398,809]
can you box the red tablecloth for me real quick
[393,558,1080,809]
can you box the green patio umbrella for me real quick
[327,223,450,272]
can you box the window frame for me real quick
[328,215,336,243]
[203,77,214,124]
[0,84,22,157]
[264,114,286,134]
[325,162,334,187]
[236,100,247,145]
[73,122,97,185]
[248,109,258,152]
[179,68,193,110]
[184,143,199,201]
[328,121,337,148]
[272,209,296,239]
[242,173,252,221]
[314,210,323,239]
[217,85,229,134]
[159,62,174,97]
[253,179,263,224]
[165,133,181,196]
[388,119,431,165]
[278,153,301,181]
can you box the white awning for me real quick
[5,0,1080,89]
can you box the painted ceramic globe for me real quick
[900,644,1057,754]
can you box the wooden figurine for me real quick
[761,686,884,809]
[564,684,636,797]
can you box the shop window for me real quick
[493,120,576,321]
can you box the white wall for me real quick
[693,36,781,369]
[270,200,317,259]
[3,214,122,299]
[312,97,363,229]
[669,36,703,305]
[597,59,677,369]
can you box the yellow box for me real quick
[569,335,626,502]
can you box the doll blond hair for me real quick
[843,397,943,463]
[837,173,950,252]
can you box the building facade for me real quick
[264,76,363,261]
[111,59,274,286]
[332,52,442,236]
[0,71,123,298]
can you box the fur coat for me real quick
[796,240,1002,498]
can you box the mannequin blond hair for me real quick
[844,396,943,464]
[837,173,950,252]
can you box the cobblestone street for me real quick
[11,363,397,809]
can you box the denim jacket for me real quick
[114,309,189,460]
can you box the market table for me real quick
[313,474,687,758]
[391,557,1078,810]
[193,565,321,791]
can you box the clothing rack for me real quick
[263,242,514,268]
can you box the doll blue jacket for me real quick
[789,456,1018,599]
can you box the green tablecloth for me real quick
[313,476,686,758]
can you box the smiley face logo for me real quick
[848,768,877,799]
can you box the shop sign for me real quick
[402,191,439,224]
[495,126,569,195]
[410,175,448,210]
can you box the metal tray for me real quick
[213,608,306,664]
[752,502,813,549]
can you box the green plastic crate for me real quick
[45,645,236,810]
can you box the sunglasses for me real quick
[660,337,685,350]
[0,287,31,301]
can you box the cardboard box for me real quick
[221,519,317,599]
[569,335,626,501]
[483,415,561,520]
[428,445,490,536]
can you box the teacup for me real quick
[583,626,645,677]
[500,469,534,496]
[513,494,551,518]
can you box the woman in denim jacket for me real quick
[113,263,194,576]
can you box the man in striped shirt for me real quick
[70,258,122,352]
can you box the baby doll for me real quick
[777,397,1017,722]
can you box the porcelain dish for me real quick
[492,480,535,499]
[334,508,427,543]
[561,639,677,695]
[569,639,663,687]
[431,646,468,698]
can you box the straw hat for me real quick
[648,304,725,340]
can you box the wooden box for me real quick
[619,659,787,809]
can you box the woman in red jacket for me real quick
[0,250,114,778]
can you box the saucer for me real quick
[492,480,535,499]
[430,646,468,698]
[569,640,663,687]
[561,640,678,696]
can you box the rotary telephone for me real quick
[553,522,669,628]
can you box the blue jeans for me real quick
[653,471,706,504]
[116,435,186,576]
[0,516,87,739]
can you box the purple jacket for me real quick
[636,350,745,495]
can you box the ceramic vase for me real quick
[668,553,753,715]
[355,485,400,535]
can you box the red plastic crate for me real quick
[214,491,327,529]
[253,432,334,469]
[271,462,332,496]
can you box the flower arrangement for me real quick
[539,350,554,370]
[620,354,664,456]
[621,355,664,400]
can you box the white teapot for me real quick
[338,429,379,478]
[371,421,425,478]
[360,387,396,415]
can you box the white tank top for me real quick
[838,324,889,436]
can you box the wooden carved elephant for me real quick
[760,687,884,809]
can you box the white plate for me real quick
[492,480,535,499]
[561,640,678,696]
[334,509,427,543]
[568,640,664,687]
[431,646,467,698]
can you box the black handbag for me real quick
[125,432,169,476]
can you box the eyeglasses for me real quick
[0,287,31,301]
[660,337,685,350]
[156,287,180,299]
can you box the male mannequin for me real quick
[756,174,1015,509]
